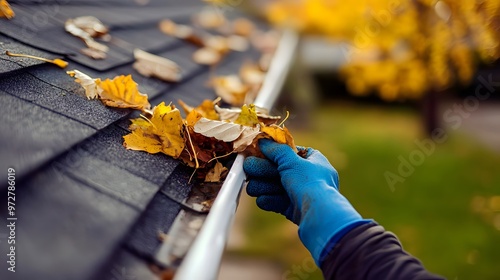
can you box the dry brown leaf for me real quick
[1,0,15,19]
[65,16,109,59]
[80,48,107,60]
[67,69,102,99]
[211,75,249,106]
[96,75,151,111]
[227,35,249,52]
[133,49,181,82]
[232,18,255,37]
[123,102,185,158]
[240,61,266,86]
[203,36,230,54]
[233,125,260,152]
[204,162,228,182]
[193,8,226,29]
[159,19,204,46]
[192,47,222,65]
[6,51,68,68]
[193,118,245,142]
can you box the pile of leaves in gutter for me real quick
[64,69,296,182]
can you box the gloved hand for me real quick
[243,139,371,265]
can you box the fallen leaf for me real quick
[81,48,107,60]
[65,16,109,59]
[185,109,203,127]
[261,124,297,152]
[96,75,151,111]
[193,117,246,142]
[178,99,219,120]
[240,61,266,86]
[67,69,102,99]
[159,19,204,46]
[233,125,260,152]
[227,35,249,52]
[211,75,249,106]
[234,104,259,127]
[204,162,228,182]
[6,51,68,68]
[133,49,181,82]
[215,105,281,123]
[192,47,222,65]
[204,36,230,54]
[193,8,226,29]
[232,18,255,37]
[123,102,185,158]
[1,0,15,19]
[70,15,109,37]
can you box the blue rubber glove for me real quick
[243,139,371,265]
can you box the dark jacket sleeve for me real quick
[320,222,445,280]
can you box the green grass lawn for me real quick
[232,101,500,280]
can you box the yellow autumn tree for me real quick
[264,0,500,101]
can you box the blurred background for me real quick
[218,1,500,279]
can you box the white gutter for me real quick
[173,29,299,280]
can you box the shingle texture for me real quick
[0,1,270,279]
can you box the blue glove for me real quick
[243,139,371,265]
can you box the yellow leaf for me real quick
[96,75,151,111]
[234,104,259,127]
[185,110,202,127]
[123,102,185,158]
[0,0,15,19]
[178,99,219,120]
[261,125,297,152]
[66,69,102,99]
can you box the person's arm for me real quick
[243,139,444,280]
[321,222,444,280]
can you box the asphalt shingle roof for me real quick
[0,1,272,279]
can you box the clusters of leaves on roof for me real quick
[3,5,293,182]
[64,68,295,182]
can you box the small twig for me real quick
[5,51,68,68]
[278,111,290,127]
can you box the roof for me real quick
[0,1,294,280]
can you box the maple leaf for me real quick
[123,102,185,158]
[95,75,151,111]
[133,49,181,82]
[211,75,249,107]
[0,0,15,19]
[67,70,102,99]
[178,99,219,121]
